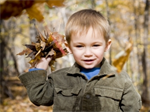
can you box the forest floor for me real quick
[0,76,150,112]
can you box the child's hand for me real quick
[35,57,52,70]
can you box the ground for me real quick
[1,76,52,112]
[1,96,52,112]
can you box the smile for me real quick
[83,59,95,64]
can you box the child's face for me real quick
[69,27,111,69]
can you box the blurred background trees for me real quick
[0,0,150,111]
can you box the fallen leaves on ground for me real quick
[0,96,53,112]
[1,76,52,112]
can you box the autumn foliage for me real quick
[112,40,133,73]
[0,0,65,22]
[17,26,68,71]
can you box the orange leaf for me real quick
[35,43,41,51]
[46,0,65,7]
[40,40,46,50]
[46,49,56,58]
[35,49,42,58]
[26,51,36,59]
[17,48,32,55]
[47,35,53,43]
[35,25,47,42]
[52,32,65,43]
[26,4,44,22]
[34,0,46,4]
[25,44,36,51]
[112,41,133,73]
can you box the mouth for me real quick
[83,59,95,64]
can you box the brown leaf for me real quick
[35,43,41,51]
[35,49,42,58]
[49,60,55,71]
[40,40,46,50]
[24,44,36,51]
[55,48,68,58]
[46,49,56,58]
[0,1,34,19]
[46,0,65,7]
[47,34,53,43]
[43,41,54,52]
[17,25,68,71]
[17,48,32,55]
[34,0,46,4]
[35,25,47,42]
[26,51,36,59]
[26,4,44,22]
[29,54,41,67]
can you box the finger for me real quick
[46,57,52,62]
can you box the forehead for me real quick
[71,27,104,40]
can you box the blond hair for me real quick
[65,9,110,44]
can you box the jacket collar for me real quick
[98,58,117,76]
[67,62,81,75]
[67,58,117,76]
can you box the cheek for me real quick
[95,52,104,58]
[72,50,82,58]
[93,47,105,55]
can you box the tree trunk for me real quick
[0,20,14,103]
[91,0,96,9]
[0,20,5,104]
[133,0,141,80]
[141,0,150,107]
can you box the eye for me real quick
[76,45,83,48]
[93,44,100,47]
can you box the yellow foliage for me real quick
[26,4,44,22]
[113,40,133,73]
[0,0,65,22]
[46,0,65,7]
[34,0,46,4]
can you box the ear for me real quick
[65,42,72,53]
[67,46,72,53]
[105,39,112,52]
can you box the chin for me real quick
[82,65,95,69]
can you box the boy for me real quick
[19,9,142,112]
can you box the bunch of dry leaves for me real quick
[17,25,68,71]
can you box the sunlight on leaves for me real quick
[26,4,44,22]
[113,40,133,73]
[46,0,65,7]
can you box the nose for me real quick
[84,47,92,57]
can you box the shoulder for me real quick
[119,70,132,82]
[49,67,71,78]
[115,70,133,89]
[51,66,71,74]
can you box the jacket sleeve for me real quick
[120,78,142,112]
[19,70,54,106]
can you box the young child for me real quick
[19,9,142,112]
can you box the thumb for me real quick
[46,57,52,63]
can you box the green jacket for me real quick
[19,58,142,112]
